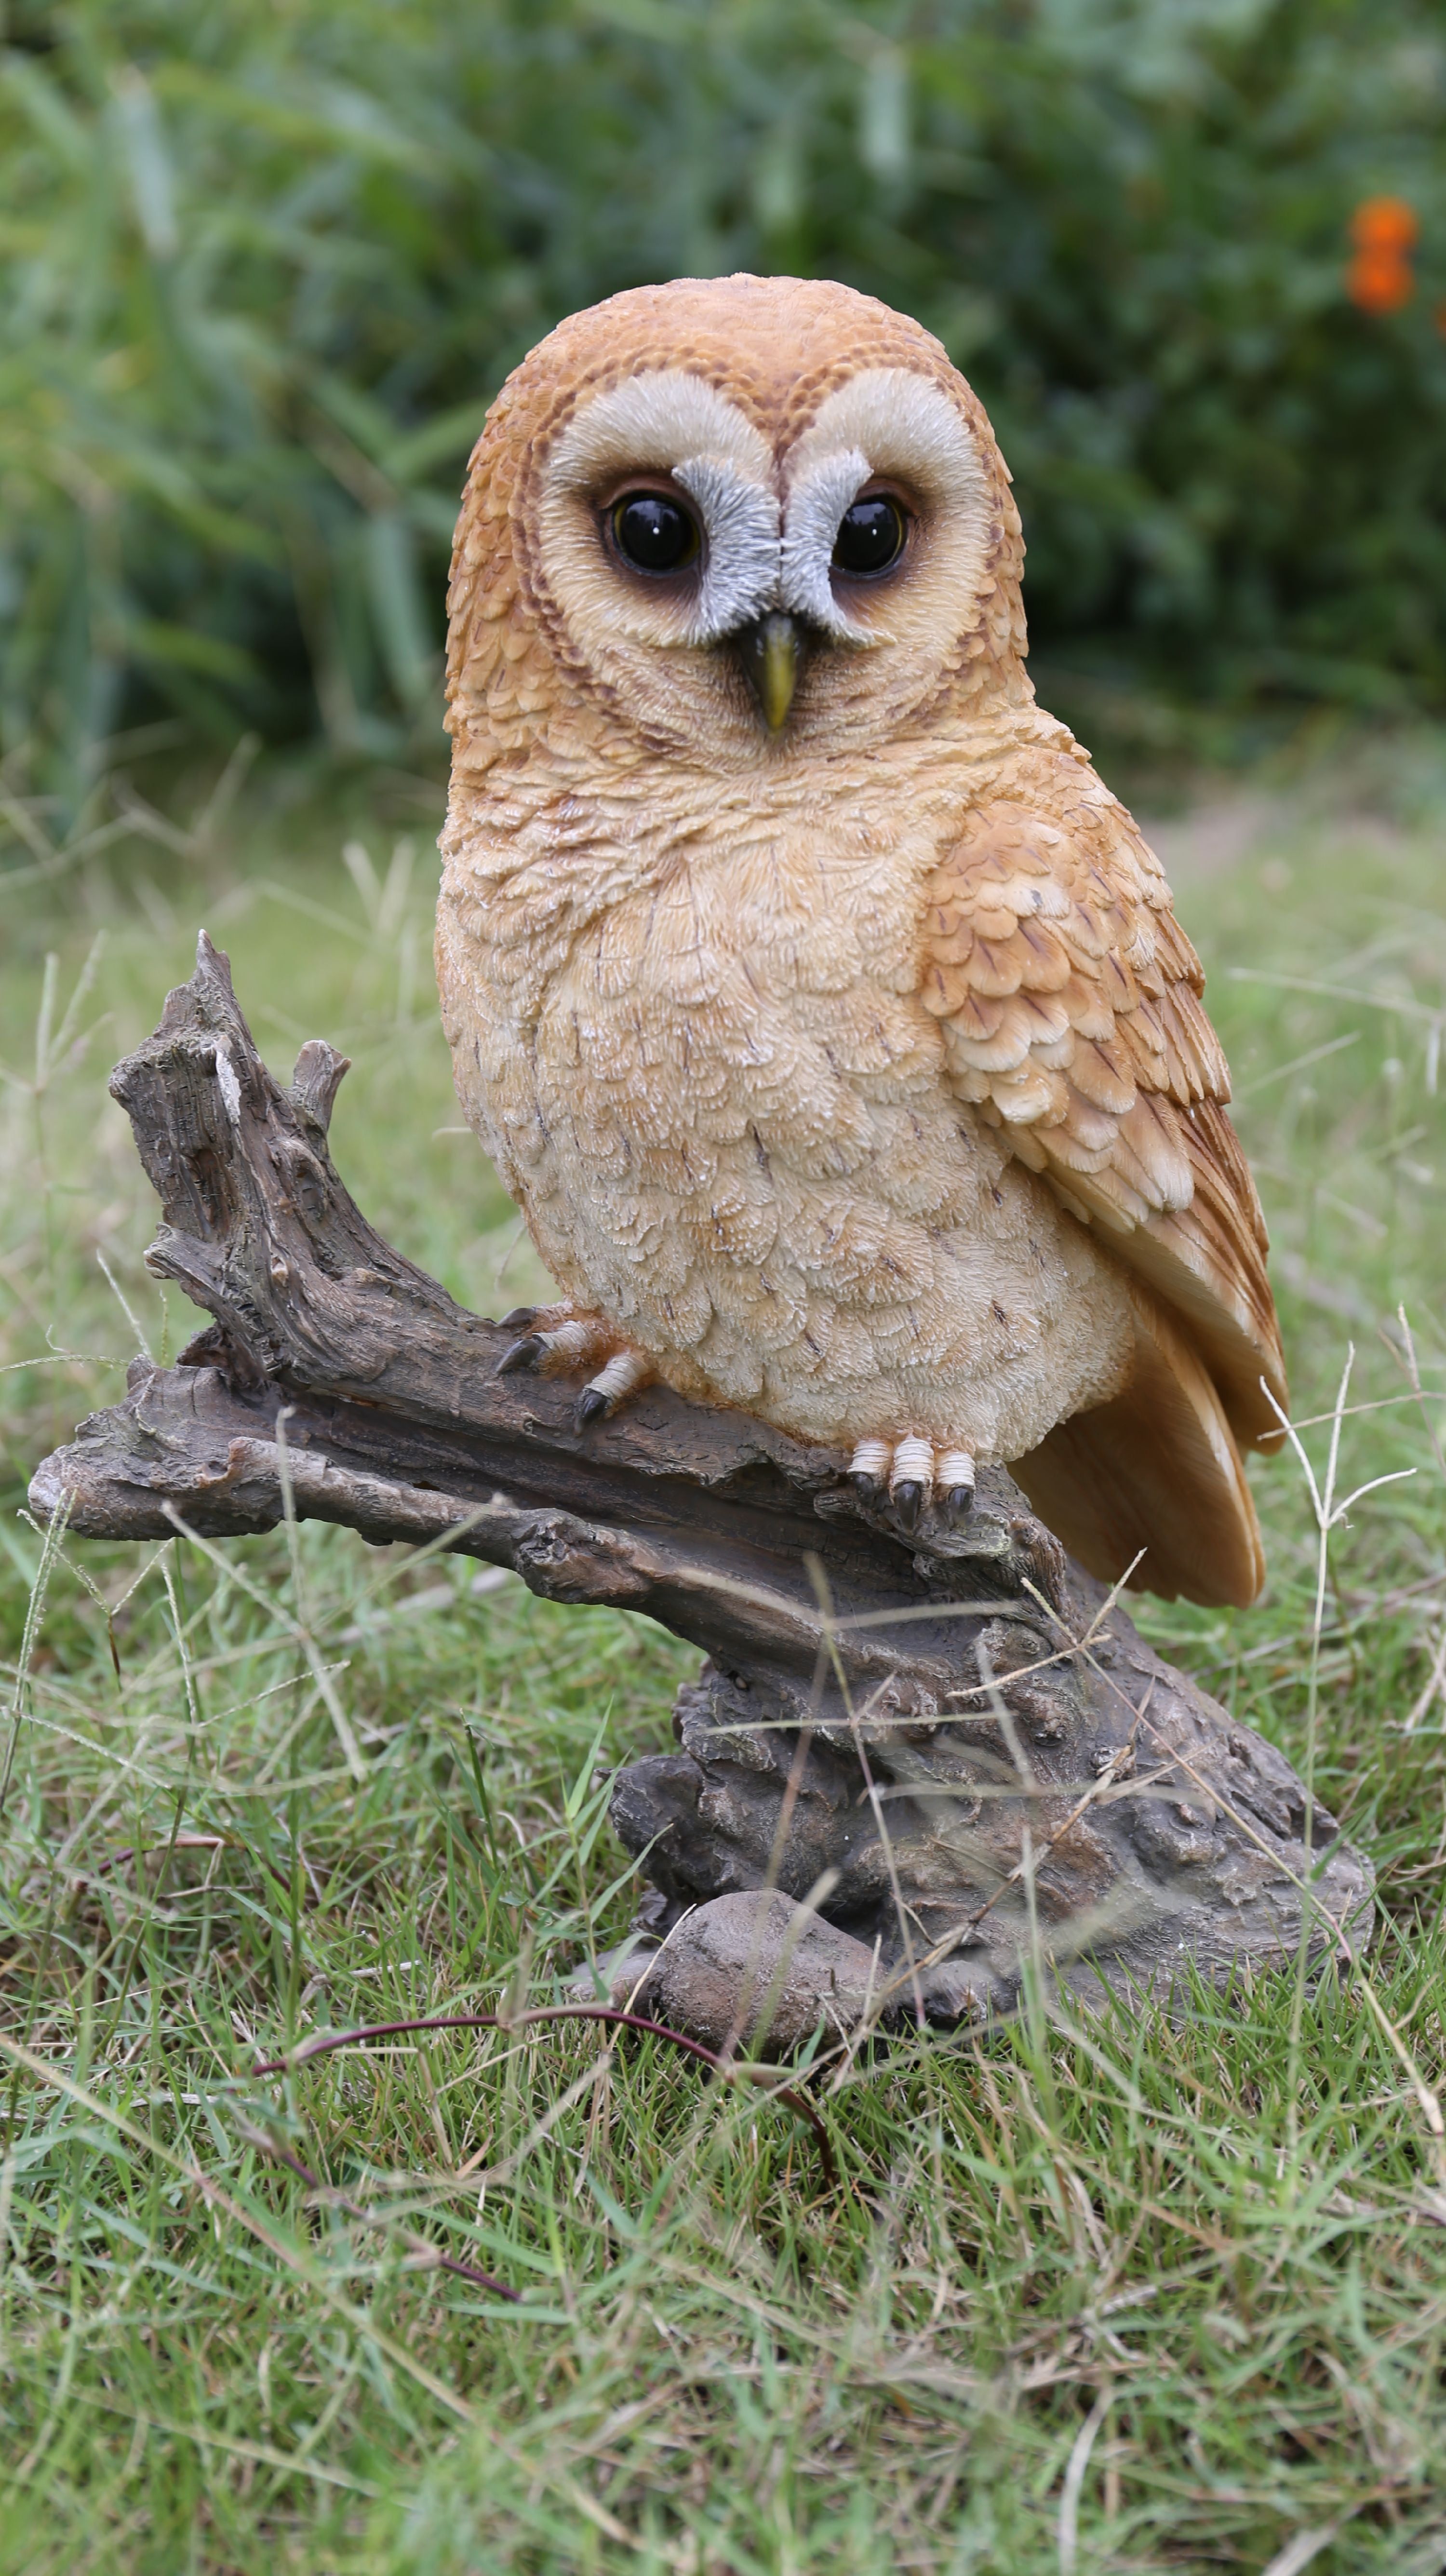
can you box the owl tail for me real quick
[1011,1282,1266,1609]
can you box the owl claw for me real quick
[498,1306,538,1331]
[497,1333,544,1376]
[496,1309,655,1416]
[889,1437,935,1527]
[496,1315,611,1379]
[847,1438,892,1500]
[576,1347,655,1429]
[845,1437,976,1532]
[938,1450,977,1524]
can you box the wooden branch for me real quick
[30,937,1374,2029]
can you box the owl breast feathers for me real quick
[436,273,1287,1608]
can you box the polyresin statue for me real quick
[436,275,1285,1608]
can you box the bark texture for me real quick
[30,937,1374,2032]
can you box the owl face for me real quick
[450,277,1025,770]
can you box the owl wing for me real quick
[920,790,1286,1604]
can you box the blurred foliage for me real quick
[3,0,1446,793]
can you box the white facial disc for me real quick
[541,371,781,647]
[782,370,991,647]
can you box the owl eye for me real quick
[832,495,908,578]
[610,490,702,575]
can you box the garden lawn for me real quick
[1,743,1445,2575]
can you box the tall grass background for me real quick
[5,0,1446,805]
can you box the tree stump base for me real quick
[30,939,1374,2045]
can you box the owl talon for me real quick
[847,1437,976,1530]
[576,1347,655,1428]
[888,1435,936,1528]
[497,1333,544,1376]
[497,1315,612,1379]
[847,1437,892,1498]
[498,1306,538,1331]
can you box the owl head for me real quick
[446,275,1027,779]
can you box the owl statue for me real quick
[436,276,1286,1607]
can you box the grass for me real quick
[11,0,1446,794]
[1,738,1445,2573]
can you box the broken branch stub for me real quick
[30,937,1374,2038]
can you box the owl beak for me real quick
[735,612,800,732]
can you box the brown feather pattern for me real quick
[920,796,1286,1453]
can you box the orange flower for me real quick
[1346,197,1417,312]
[1348,250,1414,315]
[1350,195,1419,253]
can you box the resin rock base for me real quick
[580,1892,889,2058]
[31,938,1374,2049]
[602,1611,1374,2033]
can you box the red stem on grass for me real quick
[251,2003,838,2191]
